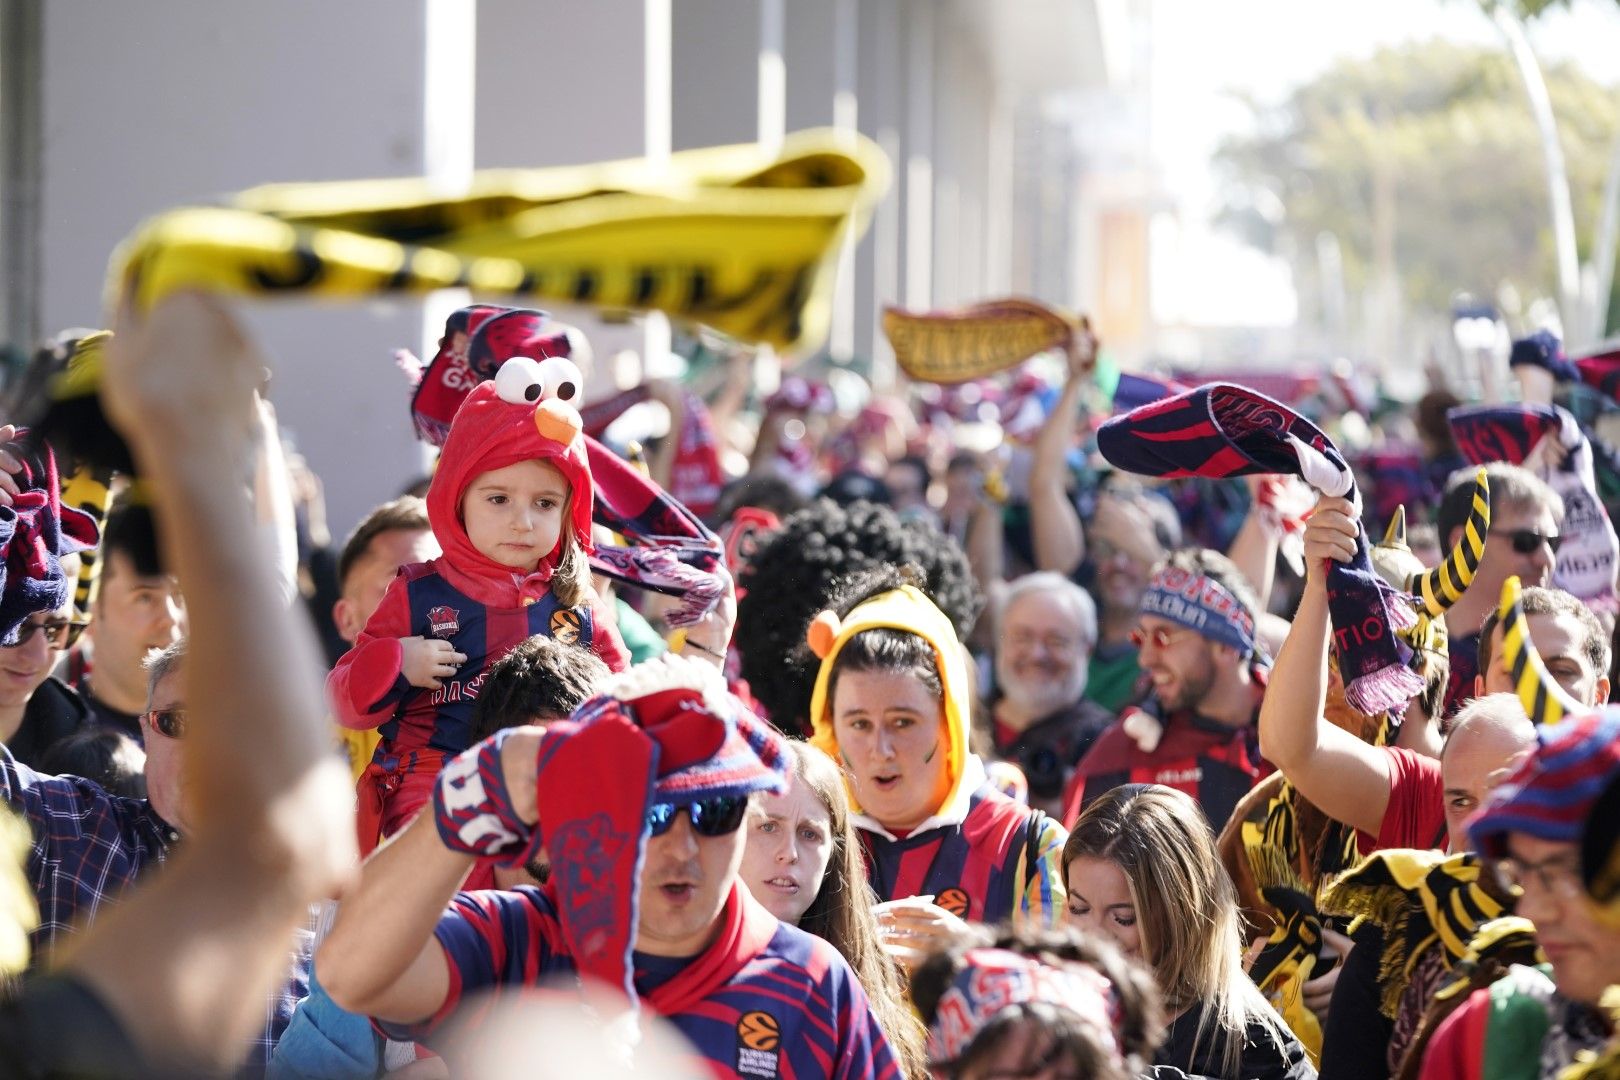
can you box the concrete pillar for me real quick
[857,0,904,387]
[671,0,757,152]
[37,0,453,539]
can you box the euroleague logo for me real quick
[936,888,971,918]
[550,607,583,645]
[735,1010,781,1077]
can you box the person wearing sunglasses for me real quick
[1433,463,1564,716]
[1062,548,1268,834]
[1418,709,1620,1080]
[0,568,95,771]
[319,653,900,1077]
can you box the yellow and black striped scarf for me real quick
[106,129,889,354]
[1320,849,1505,1020]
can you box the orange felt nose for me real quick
[534,399,583,445]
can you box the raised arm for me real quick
[1256,495,1393,839]
[1028,331,1094,576]
[319,725,545,1024]
[54,293,356,1071]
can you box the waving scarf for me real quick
[580,386,725,520]
[531,655,788,1005]
[1098,383,1423,713]
[105,130,888,354]
[882,297,1078,384]
[1449,403,1620,612]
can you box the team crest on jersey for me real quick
[936,887,971,918]
[735,1011,781,1078]
[550,607,583,645]
[426,605,460,639]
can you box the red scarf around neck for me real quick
[642,881,779,1019]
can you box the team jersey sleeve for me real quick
[374,887,564,1045]
[327,576,415,730]
[823,955,903,1080]
[1014,813,1070,931]
[583,592,631,673]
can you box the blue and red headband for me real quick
[927,948,1123,1067]
[1140,566,1256,658]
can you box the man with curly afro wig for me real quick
[736,499,981,736]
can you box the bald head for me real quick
[1441,693,1536,852]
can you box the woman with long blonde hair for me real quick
[740,741,929,1078]
[1063,784,1315,1079]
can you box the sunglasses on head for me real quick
[1493,529,1562,556]
[145,707,186,740]
[646,795,749,838]
[4,617,86,651]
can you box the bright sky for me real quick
[1147,0,1620,328]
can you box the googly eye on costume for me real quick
[535,357,583,403]
[494,356,546,404]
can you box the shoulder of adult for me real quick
[26,676,91,726]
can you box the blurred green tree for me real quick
[1214,40,1620,336]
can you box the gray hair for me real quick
[144,639,187,708]
[995,572,1098,650]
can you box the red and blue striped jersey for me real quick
[328,562,628,755]
[384,884,901,1079]
[859,785,1067,929]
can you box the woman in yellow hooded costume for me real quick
[806,567,1068,949]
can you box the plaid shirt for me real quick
[0,745,310,1075]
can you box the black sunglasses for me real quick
[145,707,186,739]
[4,618,86,651]
[646,795,749,838]
[1493,529,1563,556]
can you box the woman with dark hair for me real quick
[1065,784,1314,1079]
[909,924,1165,1080]
[740,741,928,1078]
[805,566,1068,961]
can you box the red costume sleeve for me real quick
[327,575,414,730]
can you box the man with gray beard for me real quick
[986,573,1115,817]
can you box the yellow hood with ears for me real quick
[807,584,973,818]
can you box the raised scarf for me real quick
[1098,383,1423,713]
[580,386,725,520]
[105,131,888,354]
[0,436,100,645]
[1448,402,1620,613]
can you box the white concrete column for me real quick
[857,0,904,388]
[758,0,785,154]
[903,0,934,313]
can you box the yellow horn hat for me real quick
[1412,469,1489,617]
[1498,575,1582,726]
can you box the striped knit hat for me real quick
[536,654,789,1004]
[1469,708,1620,859]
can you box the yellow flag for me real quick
[108,129,890,355]
[882,297,1077,384]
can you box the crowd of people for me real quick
[0,285,1617,1080]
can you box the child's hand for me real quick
[399,636,468,690]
